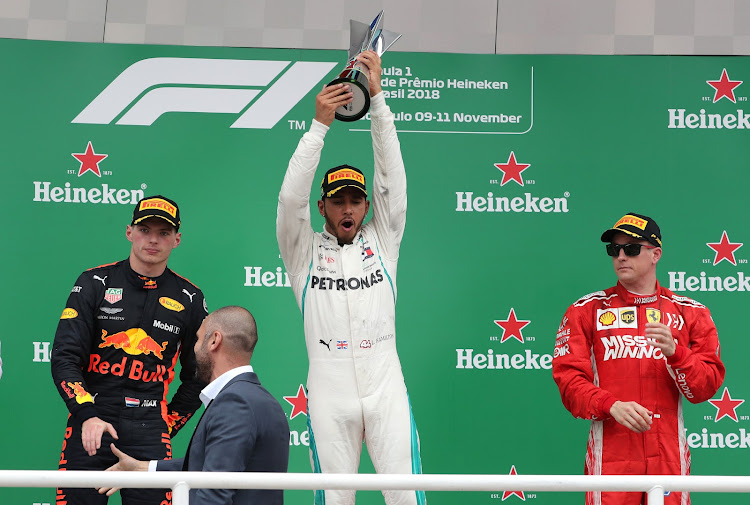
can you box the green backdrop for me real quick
[1,38,749,504]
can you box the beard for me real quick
[195,345,213,383]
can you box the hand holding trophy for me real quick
[328,11,402,122]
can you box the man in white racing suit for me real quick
[277,51,424,505]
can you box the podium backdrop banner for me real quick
[1,38,749,505]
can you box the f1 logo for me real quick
[72,57,337,128]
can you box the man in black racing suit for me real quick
[52,195,208,505]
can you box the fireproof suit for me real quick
[277,93,425,505]
[52,259,208,505]
[553,282,724,505]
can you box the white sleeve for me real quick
[368,92,407,261]
[276,120,329,276]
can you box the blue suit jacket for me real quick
[157,371,290,505]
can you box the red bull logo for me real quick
[136,336,168,359]
[99,328,168,359]
[67,381,94,404]
[89,354,168,383]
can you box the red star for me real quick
[283,384,308,420]
[706,69,743,103]
[706,231,743,266]
[72,141,108,177]
[708,387,745,422]
[501,465,525,501]
[494,152,530,187]
[494,308,531,344]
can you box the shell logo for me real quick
[598,310,617,326]
[61,308,78,319]
[159,297,184,312]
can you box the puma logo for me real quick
[93,275,107,286]
[182,289,196,302]
[319,339,332,351]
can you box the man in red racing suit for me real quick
[553,213,724,505]
[52,195,208,505]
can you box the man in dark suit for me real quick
[98,305,290,505]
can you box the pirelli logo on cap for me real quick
[139,198,177,218]
[614,215,647,230]
[328,169,364,185]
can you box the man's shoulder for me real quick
[167,268,203,291]
[83,260,124,275]
[216,374,285,415]
[658,286,708,311]
[75,260,125,287]
[571,286,616,308]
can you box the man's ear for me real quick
[652,247,662,265]
[318,199,325,217]
[209,331,223,351]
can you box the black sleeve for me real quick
[165,289,208,436]
[51,272,100,422]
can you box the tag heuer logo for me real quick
[104,288,123,304]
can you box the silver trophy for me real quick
[329,11,402,122]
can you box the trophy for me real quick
[329,11,402,122]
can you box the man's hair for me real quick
[205,306,258,355]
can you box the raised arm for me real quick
[276,85,352,275]
[361,51,407,261]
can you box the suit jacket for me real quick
[157,371,290,505]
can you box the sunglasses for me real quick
[606,243,658,257]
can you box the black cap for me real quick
[601,213,661,247]
[131,195,180,230]
[320,165,367,198]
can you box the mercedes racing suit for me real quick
[552,282,724,505]
[52,259,208,505]
[277,93,425,505]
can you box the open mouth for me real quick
[341,218,355,232]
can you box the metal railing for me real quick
[2,471,750,505]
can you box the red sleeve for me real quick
[553,302,617,420]
[666,304,725,403]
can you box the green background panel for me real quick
[0,39,748,504]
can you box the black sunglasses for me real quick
[606,243,658,257]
